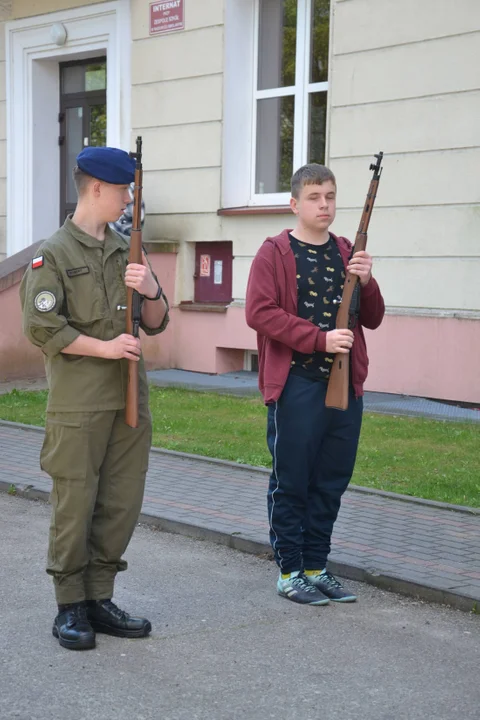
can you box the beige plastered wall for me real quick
[1,0,479,314]
[130,0,225,305]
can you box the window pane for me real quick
[258,0,297,90]
[308,92,327,165]
[61,61,106,94]
[310,0,330,84]
[89,104,107,146]
[62,65,84,94]
[256,96,294,194]
[85,63,107,92]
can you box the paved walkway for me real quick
[0,420,479,611]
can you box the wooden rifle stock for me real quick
[325,152,384,411]
[125,136,143,428]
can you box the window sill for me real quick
[217,206,292,216]
[178,302,229,313]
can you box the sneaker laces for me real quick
[290,573,318,594]
[318,571,343,589]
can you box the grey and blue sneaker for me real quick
[277,571,330,605]
[306,570,357,602]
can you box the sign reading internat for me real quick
[150,0,185,35]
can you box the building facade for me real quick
[0,0,479,403]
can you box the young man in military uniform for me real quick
[20,146,169,651]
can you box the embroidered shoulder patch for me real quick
[32,256,44,269]
[66,266,90,278]
[34,291,56,313]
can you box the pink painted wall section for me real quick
[364,314,480,404]
[0,283,45,381]
[171,305,257,374]
[0,253,177,383]
[144,250,257,374]
[140,252,176,369]
[168,298,480,404]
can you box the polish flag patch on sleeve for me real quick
[32,256,44,269]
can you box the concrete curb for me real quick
[0,419,45,433]
[1,479,477,614]
[0,418,478,516]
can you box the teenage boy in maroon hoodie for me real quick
[245,164,385,605]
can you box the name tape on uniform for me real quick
[66,266,90,278]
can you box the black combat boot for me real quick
[86,599,152,638]
[53,602,96,650]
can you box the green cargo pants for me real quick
[40,406,152,605]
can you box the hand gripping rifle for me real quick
[325,151,384,411]
[125,136,143,428]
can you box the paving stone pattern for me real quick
[0,422,479,609]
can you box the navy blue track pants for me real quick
[266,372,363,573]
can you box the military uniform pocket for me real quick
[62,265,107,324]
[41,413,89,482]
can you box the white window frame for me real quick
[250,0,330,206]
[5,0,131,256]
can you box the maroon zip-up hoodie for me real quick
[245,229,385,405]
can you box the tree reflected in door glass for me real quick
[90,104,107,147]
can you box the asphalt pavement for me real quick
[1,495,479,720]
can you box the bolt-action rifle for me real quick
[325,151,384,411]
[125,136,143,428]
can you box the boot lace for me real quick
[101,600,130,622]
[65,603,88,627]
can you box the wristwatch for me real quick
[144,283,163,301]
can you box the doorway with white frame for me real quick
[5,0,131,257]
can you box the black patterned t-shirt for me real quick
[290,233,345,382]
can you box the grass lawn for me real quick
[0,387,478,508]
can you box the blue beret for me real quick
[76,146,135,185]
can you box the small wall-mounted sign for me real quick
[200,254,211,277]
[150,0,185,35]
[213,260,223,285]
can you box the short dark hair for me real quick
[291,163,336,199]
[72,166,94,196]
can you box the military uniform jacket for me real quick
[20,218,169,412]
